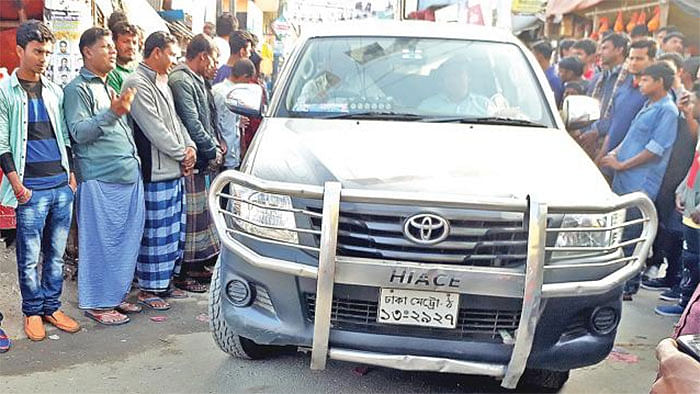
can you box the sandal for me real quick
[84,310,130,326]
[162,286,188,299]
[138,296,171,311]
[187,270,213,281]
[174,278,208,293]
[115,301,143,314]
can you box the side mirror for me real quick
[562,95,600,130]
[225,83,263,118]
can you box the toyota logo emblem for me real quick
[403,213,450,245]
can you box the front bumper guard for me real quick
[209,171,657,389]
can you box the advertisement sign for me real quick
[44,7,91,87]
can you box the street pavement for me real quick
[0,242,679,393]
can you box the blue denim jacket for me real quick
[63,68,140,184]
[0,70,72,208]
[612,94,679,200]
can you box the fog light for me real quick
[226,279,254,307]
[589,306,619,335]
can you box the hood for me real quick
[248,118,614,204]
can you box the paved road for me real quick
[0,242,678,393]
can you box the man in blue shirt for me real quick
[601,62,679,299]
[579,33,629,156]
[596,39,657,162]
[531,40,563,107]
[601,62,679,200]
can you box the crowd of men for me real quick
[0,12,262,343]
[532,26,700,319]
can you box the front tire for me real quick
[208,258,284,359]
[518,369,570,392]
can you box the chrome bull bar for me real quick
[208,170,657,389]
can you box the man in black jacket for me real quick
[168,34,222,293]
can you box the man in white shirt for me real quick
[212,58,257,169]
[213,13,237,68]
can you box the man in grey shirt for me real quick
[122,31,197,311]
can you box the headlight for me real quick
[229,184,299,244]
[554,210,625,251]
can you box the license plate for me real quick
[377,288,459,329]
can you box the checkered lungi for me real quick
[183,172,220,263]
[136,178,186,293]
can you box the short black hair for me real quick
[659,52,684,71]
[630,39,657,59]
[229,30,251,54]
[641,62,676,90]
[185,34,215,60]
[559,38,575,57]
[111,21,138,41]
[231,58,255,78]
[107,11,128,32]
[663,32,686,45]
[558,56,584,76]
[683,56,700,82]
[532,40,554,59]
[572,38,597,56]
[143,31,177,59]
[657,25,679,35]
[630,25,650,38]
[564,81,586,95]
[216,13,238,37]
[16,20,55,49]
[601,33,629,57]
[79,27,111,57]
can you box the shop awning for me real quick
[545,0,605,17]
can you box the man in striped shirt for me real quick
[0,20,80,341]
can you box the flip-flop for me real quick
[162,286,188,299]
[115,302,143,314]
[138,296,171,311]
[0,328,10,353]
[84,310,130,326]
[174,278,208,293]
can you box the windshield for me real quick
[281,37,555,127]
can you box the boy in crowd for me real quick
[0,20,80,340]
[601,62,679,298]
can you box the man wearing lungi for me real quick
[123,31,197,310]
[168,34,222,293]
[64,27,144,325]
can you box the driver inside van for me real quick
[418,56,492,117]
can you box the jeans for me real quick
[15,185,73,316]
[680,225,700,308]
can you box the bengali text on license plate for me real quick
[377,288,459,329]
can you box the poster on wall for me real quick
[43,1,92,87]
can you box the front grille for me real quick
[304,293,521,342]
[306,203,528,267]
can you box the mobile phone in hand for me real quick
[677,334,700,362]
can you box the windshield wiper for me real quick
[319,111,425,121]
[425,116,548,128]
